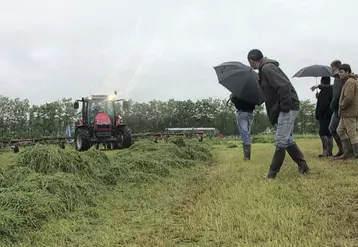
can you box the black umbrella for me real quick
[293,64,333,78]
[214,61,265,105]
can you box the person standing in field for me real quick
[314,77,334,157]
[311,60,344,157]
[229,93,255,160]
[335,64,358,159]
[247,49,309,179]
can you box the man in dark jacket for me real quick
[247,49,309,179]
[311,60,344,157]
[230,94,255,160]
[314,77,333,157]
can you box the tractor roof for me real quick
[85,95,109,100]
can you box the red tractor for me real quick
[73,93,132,151]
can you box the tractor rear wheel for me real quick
[75,128,91,151]
[114,126,133,149]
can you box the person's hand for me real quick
[310,85,319,91]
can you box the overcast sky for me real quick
[1,0,357,105]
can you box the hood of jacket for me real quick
[341,73,358,82]
[259,57,280,69]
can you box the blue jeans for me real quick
[275,110,299,148]
[329,111,340,134]
[236,110,253,145]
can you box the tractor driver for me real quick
[90,101,105,123]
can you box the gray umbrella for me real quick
[214,61,265,105]
[293,64,333,78]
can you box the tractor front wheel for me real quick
[114,126,133,149]
[75,128,91,151]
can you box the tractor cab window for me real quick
[89,100,114,121]
[91,101,105,113]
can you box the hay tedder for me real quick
[73,92,133,151]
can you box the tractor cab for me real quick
[87,95,116,125]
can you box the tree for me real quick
[0,95,319,140]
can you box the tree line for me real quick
[0,95,318,140]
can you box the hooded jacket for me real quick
[258,57,300,125]
[339,73,358,118]
[230,95,255,112]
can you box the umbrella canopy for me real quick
[293,64,333,78]
[214,61,265,105]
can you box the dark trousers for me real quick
[319,118,332,137]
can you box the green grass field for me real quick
[1,137,358,247]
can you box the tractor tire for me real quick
[115,126,133,149]
[12,145,19,153]
[75,128,91,151]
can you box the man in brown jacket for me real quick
[247,49,309,179]
[336,64,358,159]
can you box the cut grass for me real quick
[3,138,358,246]
[0,139,212,246]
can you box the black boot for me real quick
[286,143,309,175]
[327,136,333,156]
[319,136,329,158]
[243,144,251,160]
[334,138,354,160]
[352,143,358,158]
[332,132,343,157]
[264,147,286,179]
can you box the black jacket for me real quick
[315,86,333,120]
[258,57,300,125]
[330,72,343,113]
[230,96,255,112]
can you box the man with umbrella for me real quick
[229,93,256,160]
[214,61,264,161]
[314,76,333,157]
[247,49,309,179]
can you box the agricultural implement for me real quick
[0,128,223,153]
[0,136,68,153]
[73,91,133,151]
[131,127,223,142]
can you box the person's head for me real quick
[321,76,331,85]
[338,63,352,80]
[247,49,264,69]
[330,60,341,72]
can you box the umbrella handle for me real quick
[226,98,231,107]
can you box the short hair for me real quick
[247,49,263,62]
[331,60,341,68]
[339,64,352,74]
[321,76,331,85]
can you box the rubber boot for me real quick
[286,143,309,175]
[319,136,329,158]
[264,148,286,179]
[352,143,358,158]
[332,132,343,157]
[327,136,333,156]
[243,144,251,160]
[334,139,353,160]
